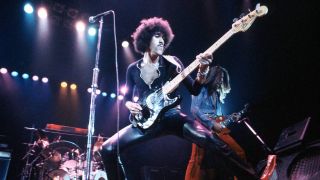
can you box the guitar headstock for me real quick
[231,4,268,33]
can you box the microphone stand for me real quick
[241,118,273,154]
[85,16,104,180]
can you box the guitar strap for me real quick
[162,55,182,73]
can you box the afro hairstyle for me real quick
[131,17,174,54]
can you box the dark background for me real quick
[0,0,319,179]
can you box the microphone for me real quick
[88,10,113,23]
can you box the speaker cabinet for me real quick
[0,151,11,180]
[257,140,320,180]
[274,117,310,153]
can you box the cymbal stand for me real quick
[21,125,35,180]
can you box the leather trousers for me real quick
[100,109,257,180]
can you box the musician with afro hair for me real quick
[100,17,257,180]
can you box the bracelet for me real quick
[197,67,209,77]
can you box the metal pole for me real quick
[85,16,104,180]
[242,118,273,153]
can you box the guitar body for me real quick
[134,88,182,129]
[214,116,231,134]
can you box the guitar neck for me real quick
[162,29,235,95]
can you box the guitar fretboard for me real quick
[162,29,235,95]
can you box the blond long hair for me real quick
[205,66,231,104]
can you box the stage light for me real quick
[61,81,68,88]
[133,96,139,102]
[11,71,18,77]
[120,85,128,94]
[87,88,101,94]
[37,7,48,19]
[42,77,49,83]
[117,95,124,100]
[88,27,97,36]
[32,75,39,81]
[22,73,29,79]
[110,93,116,98]
[24,3,34,14]
[70,83,77,90]
[0,68,8,74]
[102,92,107,97]
[122,41,129,48]
[75,21,85,32]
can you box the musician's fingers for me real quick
[199,58,211,65]
[130,109,140,114]
[131,103,142,110]
[196,53,203,60]
[125,101,142,111]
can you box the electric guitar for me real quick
[213,104,249,134]
[132,4,268,129]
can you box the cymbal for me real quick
[41,140,81,161]
[22,142,34,146]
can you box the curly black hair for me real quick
[131,17,174,54]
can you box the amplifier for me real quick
[0,151,11,180]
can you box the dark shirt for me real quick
[124,56,202,103]
[191,87,222,129]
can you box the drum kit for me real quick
[21,127,108,180]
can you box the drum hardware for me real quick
[22,126,108,180]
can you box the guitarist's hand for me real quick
[197,52,213,70]
[196,53,212,84]
[230,112,241,123]
[125,101,142,115]
[212,121,223,133]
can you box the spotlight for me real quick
[120,85,128,94]
[133,96,139,102]
[41,77,49,83]
[32,75,39,81]
[102,92,107,97]
[61,81,68,88]
[117,95,124,100]
[75,21,85,32]
[70,83,77,90]
[24,3,34,14]
[11,71,19,77]
[122,41,129,48]
[0,68,8,74]
[22,73,29,79]
[87,88,92,93]
[110,93,116,98]
[88,27,97,36]
[37,7,48,19]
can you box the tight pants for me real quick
[100,109,257,180]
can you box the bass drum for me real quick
[79,170,108,180]
[46,169,70,180]
[92,170,108,180]
[78,151,108,179]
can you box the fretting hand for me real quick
[196,53,212,83]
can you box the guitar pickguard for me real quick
[134,89,181,129]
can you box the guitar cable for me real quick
[111,12,127,179]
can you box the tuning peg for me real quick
[239,13,245,18]
[255,3,261,10]
[233,18,239,23]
